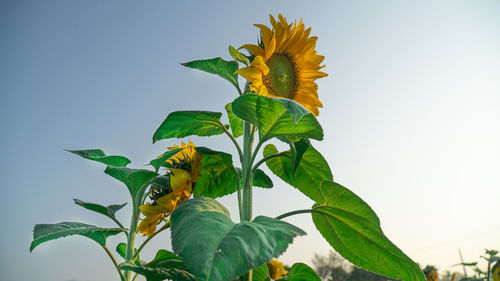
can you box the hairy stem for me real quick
[102,244,126,281]
[132,222,170,262]
[275,209,315,220]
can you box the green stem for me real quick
[221,124,244,161]
[241,121,254,221]
[124,200,139,281]
[102,244,126,281]
[252,152,287,173]
[132,222,170,262]
[275,209,315,220]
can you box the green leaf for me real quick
[232,94,323,142]
[235,168,273,189]
[229,46,249,66]
[312,180,425,281]
[104,167,158,198]
[252,264,271,281]
[30,222,126,252]
[277,263,320,281]
[194,147,238,198]
[119,262,196,281]
[263,143,332,203]
[149,148,184,172]
[67,149,131,167]
[171,197,305,281]
[116,243,142,265]
[225,103,243,138]
[153,111,227,143]
[279,137,310,177]
[182,57,239,88]
[73,199,126,224]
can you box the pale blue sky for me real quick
[1,1,499,280]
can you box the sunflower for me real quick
[236,14,327,116]
[137,169,193,237]
[266,259,289,279]
[166,141,203,182]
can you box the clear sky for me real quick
[1,1,499,280]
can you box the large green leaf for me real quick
[312,180,425,281]
[171,197,306,281]
[104,167,158,198]
[73,199,126,225]
[194,147,238,198]
[67,149,131,167]
[153,111,226,143]
[182,57,239,88]
[263,143,332,203]
[277,263,320,281]
[225,103,243,138]
[30,222,126,251]
[118,248,194,281]
[232,94,323,142]
[149,148,184,172]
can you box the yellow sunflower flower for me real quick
[137,169,193,237]
[266,259,289,279]
[236,14,327,116]
[167,141,203,182]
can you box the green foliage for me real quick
[30,222,126,251]
[279,137,310,177]
[104,167,158,198]
[153,111,227,142]
[235,168,273,188]
[116,243,142,265]
[252,264,270,281]
[119,249,195,281]
[226,103,243,138]
[182,57,239,88]
[278,263,321,281]
[232,94,323,142]
[149,148,184,172]
[73,199,126,225]
[312,181,425,281]
[67,149,131,167]
[263,143,332,203]
[194,147,238,198]
[170,197,305,281]
[229,46,249,66]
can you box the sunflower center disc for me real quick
[266,53,297,98]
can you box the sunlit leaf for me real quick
[149,148,184,172]
[277,263,320,281]
[153,111,226,143]
[73,199,126,225]
[263,143,332,203]
[194,147,238,198]
[312,180,425,281]
[229,46,249,66]
[232,94,323,142]
[182,57,239,88]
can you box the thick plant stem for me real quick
[241,121,255,281]
[102,244,126,281]
[124,201,139,281]
[241,121,254,222]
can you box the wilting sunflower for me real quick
[166,140,203,182]
[236,14,327,116]
[137,162,194,237]
[266,259,289,279]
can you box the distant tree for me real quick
[312,251,397,281]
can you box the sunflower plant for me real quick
[30,15,426,281]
